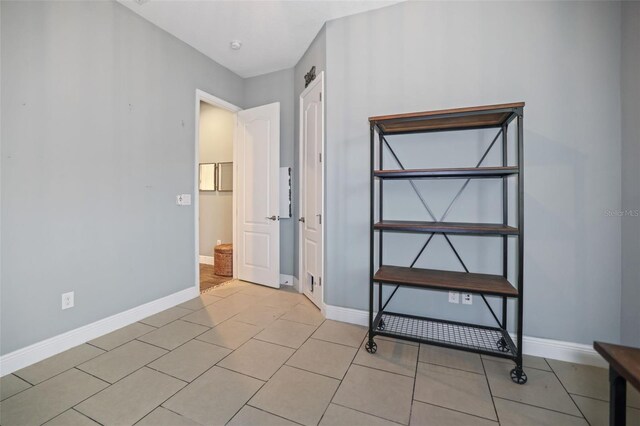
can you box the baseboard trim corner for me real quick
[0,286,198,377]
[324,304,606,368]
[199,255,215,266]
[280,274,294,286]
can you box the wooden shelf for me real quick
[374,265,518,297]
[374,166,518,179]
[374,220,518,236]
[369,102,524,134]
[594,342,640,392]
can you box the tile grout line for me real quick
[141,404,198,425]
[71,367,116,387]
[481,356,557,374]
[0,378,33,402]
[545,359,589,420]
[242,310,339,425]
[11,344,108,387]
[329,401,406,425]
[40,407,105,426]
[479,351,500,423]
[567,393,595,426]
[133,319,214,352]
[412,399,504,424]
[229,405,306,426]
[492,396,588,419]
[70,407,106,426]
[284,363,344,384]
[35,367,116,425]
[348,357,424,381]
[87,322,159,352]
[407,341,421,424]
[417,358,486,376]
[321,333,411,425]
[154,347,269,424]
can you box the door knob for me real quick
[265,215,278,221]
[298,217,305,223]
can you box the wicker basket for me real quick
[214,244,233,277]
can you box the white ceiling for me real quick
[118,0,397,78]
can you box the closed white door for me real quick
[300,74,324,308]
[236,103,280,288]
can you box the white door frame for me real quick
[194,89,242,293]
[298,72,325,312]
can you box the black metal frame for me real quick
[609,366,627,426]
[368,105,527,384]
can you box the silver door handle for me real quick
[298,217,305,223]
[265,215,278,221]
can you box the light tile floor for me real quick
[2,280,639,426]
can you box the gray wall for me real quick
[198,102,234,256]
[0,0,244,355]
[620,0,640,347]
[293,27,326,279]
[324,1,622,344]
[243,69,296,277]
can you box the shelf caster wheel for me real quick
[497,337,510,353]
[510,367,527,384]
[377,319,386,331]
[365,340,377,354]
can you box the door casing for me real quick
[298,72,326,312]
[194,89,242,294]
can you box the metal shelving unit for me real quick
[367,102,527,384]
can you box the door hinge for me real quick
[317,213,322,224]
[319,92,322,102]
[318,277,322,287]
[319,153,322,163]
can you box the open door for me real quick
[299,73,324,309]
[236,102,280,288]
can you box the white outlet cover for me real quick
[462,293,473,305]
[448,291,459,304]
[62,291,74,310]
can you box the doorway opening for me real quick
[194,90,283,294]
[195,91,241,294]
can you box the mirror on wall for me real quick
[217,162,233,192]
[199,163,217,191]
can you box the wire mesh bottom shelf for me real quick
[377,312,517,356]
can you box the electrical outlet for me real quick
[462,293,473,305]
[61,291,74,310]
[217,240,222,246]
[448,291,460,304]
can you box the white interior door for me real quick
[237,102,280,288]
[300,74,324,308]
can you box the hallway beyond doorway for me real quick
[199,264,232,293]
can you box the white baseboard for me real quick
[280,274,294,286]
[519,335,606,368]
[324,304,606,368]
[0,286,198,377]
[199,255,214,265]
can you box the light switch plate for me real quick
[176,194,192,206]
[448,291,459,304]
